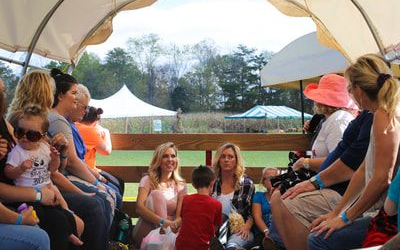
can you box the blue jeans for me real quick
[308,216,372,250]
[70,179,115,229]
[105,181,122,210]
[62,191,110,250]
[0,224,50,250]
[269,218,285,248]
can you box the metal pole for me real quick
[22,0,64,75]
[300,80,305,134]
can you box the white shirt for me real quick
[6,143,52,188]
[311,110,354,158]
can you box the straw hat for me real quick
[303,74,357,109]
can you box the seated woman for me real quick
[0,77,50,250]
[212,142,255,250]
[252,167,280,250]
[131,142,187,248]
[292,74,356,171]
[69,84,122,209]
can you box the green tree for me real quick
[127,34,163,103]
[0,62,19,105]
[103,47,146,99]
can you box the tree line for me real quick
[0,34,313,113]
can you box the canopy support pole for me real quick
[22,0,64,75]
[300,80,305,134]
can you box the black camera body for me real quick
[270,152,316,194]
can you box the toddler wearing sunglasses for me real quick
[5,105,84,246]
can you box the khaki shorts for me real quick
[282,189,342,227]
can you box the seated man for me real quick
[269,110,373,250]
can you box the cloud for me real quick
[86,0,315,57]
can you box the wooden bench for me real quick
[97,133,311,217]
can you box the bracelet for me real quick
[159,218,165,227]
[263,228,269,233]
[315,174,325,188]
[341,211,351,224]
[15,214,23,225]
[34,187,42,202]
[93,179,100,186]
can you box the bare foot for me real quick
[68,234,83,246]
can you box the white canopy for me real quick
[261,32,349,89]
[268,0,400,63]
[90,85,176,118]
[0,0,157,67]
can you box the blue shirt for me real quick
[70,122,86,161]
[318,110,373,195]
[253,191,272,229]
[388,170,400,232]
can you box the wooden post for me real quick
[206,150,212,166]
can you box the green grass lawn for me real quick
[97,150,289,201]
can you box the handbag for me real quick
[140,227,176,250]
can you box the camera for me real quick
[270,152,316,194]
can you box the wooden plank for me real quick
[111,133,311,151]
[97,166,268,183]
[122,201,137,218]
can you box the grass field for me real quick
[97,151,289,200]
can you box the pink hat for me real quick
[303,74,358,109]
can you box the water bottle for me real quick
[117,218,129,242]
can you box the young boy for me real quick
[175,165,222,250]
[5,105,84,246]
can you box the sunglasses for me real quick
[14,127,46,142]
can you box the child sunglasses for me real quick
[14,127,46,142]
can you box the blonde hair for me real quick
[345,54,400,129]
[7,70,54,120]
[148,142,184,189]
[260,167,280,184]
[212,142,245,190]
[314,103,347,116]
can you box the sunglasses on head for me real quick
[14,127,46,142]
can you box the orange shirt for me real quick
[75,122,103,168]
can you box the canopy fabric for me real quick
[268,0,400,63]
[261,32,349,89]
[225,105,312,119]
[90,85,176,118]
[0,0,157,66]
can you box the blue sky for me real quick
[87,0,316,57]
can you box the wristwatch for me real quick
[309,176,320,190]
[303,158,310,169]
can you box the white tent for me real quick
[261,32,349,89]
[90,85,176,118]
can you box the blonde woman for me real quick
[252,167,280,250]
[132,142,187,248]
[308,54,400,249]
[212,142,255,250]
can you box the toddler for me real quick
[5,105,84,246]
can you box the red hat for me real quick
[304,74,357,109]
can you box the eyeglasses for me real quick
[77,103,89,112]
[14,127,46,142]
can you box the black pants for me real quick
[31,203,78,250]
